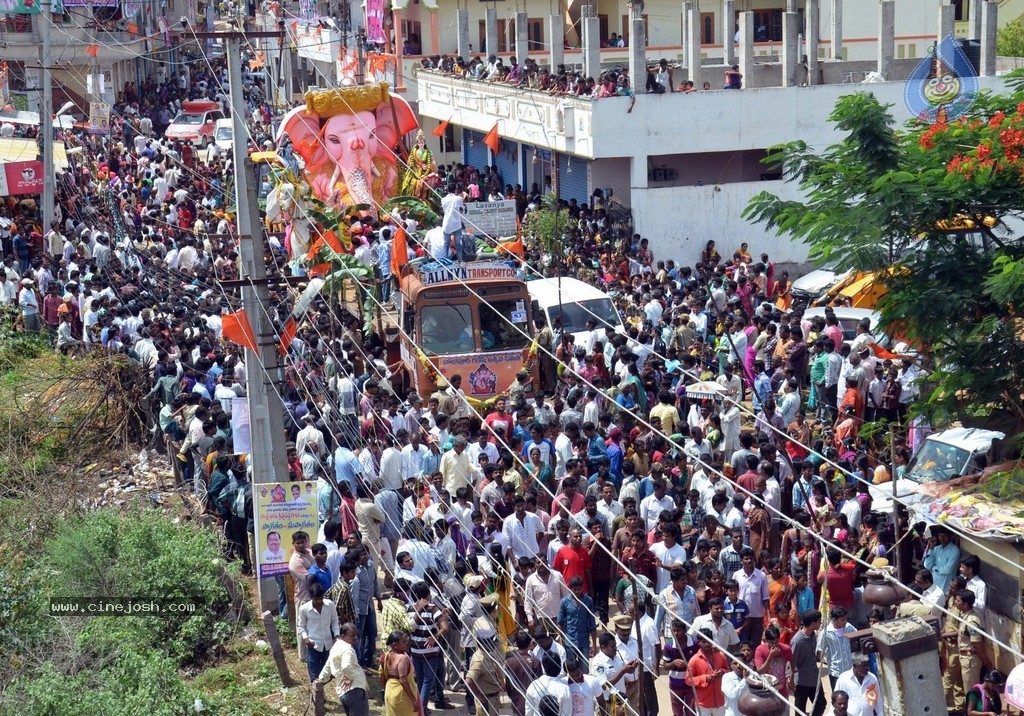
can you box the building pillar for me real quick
[723,0,735,66]
[582,14,601,81]
[806,0,819,84]
[681,1,692,67]
[629,7,646,90]
[457,8,470,57]
[938,2,955,42]
[430,9,439,54]
[393,8,405,89]
[738,10,754,89]
[549,14,564,69]
[830,0,843,59]
[485,6,498,56]
[782,11,799,86]
[981,1,997,76]
[873,618,945,716]
[515,11,529,61]
[970,0,983,39]
[630,154,649,189]
[686,4,701,87]
[877,0,894,80]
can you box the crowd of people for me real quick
[2,43,1015,716]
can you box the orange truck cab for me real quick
[395,258,538,401]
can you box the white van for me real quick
[213,118,233,153]
[527,277,625,346]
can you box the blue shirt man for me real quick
[558,578,597,669]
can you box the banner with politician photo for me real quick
[253,481,318,579]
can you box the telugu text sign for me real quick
[253,481,319,579]
[463,199,517,238]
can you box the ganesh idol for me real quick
[276,82,419,214]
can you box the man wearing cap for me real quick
[610,613,642,715]
[834,653,882,716]
[465,623,506,716]
[18,278,40,333]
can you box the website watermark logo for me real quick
[905,33,979,124]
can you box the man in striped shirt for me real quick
[408,581,454,713]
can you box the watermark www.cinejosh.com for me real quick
[49,598,200,617]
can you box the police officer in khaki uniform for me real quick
[943,588,985,711]
[466,623,506,716]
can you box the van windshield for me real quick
[215,126,233,141]
[549,298,621,334]
[905,441,972,484]
[172,113,205,125]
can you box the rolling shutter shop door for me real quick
[556,153,589,204]
[463,129,488,172]
[493,139,520,191]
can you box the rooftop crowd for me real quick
[1,45,1013,716]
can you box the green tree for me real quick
[743,86,1024,433]
[998,17,1024,58]
[522,193,572,325]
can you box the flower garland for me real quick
[413,337,541,412]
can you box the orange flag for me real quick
[390,225,409,277]
[221,310,258,353]
[496,237,524,257]
[279,318,297,355]
[483,122,500,155]
[431,118,450,137]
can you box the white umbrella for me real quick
[685,380,727,399]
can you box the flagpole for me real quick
[40,0,54,229]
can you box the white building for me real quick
[407,0,1007,265]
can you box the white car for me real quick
[527,277,625,347]
[213,118,233,153]
[791,265,851,305]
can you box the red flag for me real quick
[431,119,450,137]
[483,122,500,155]
[390,225,409,277]
[221,310,258,353]
[279,318,297,355]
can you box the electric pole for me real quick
[40,0,54,229]
[226,32,289,602]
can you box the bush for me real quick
[42,508,239,664]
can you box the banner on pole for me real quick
[229,397,250,454]
[253,480,319,579]
[88,102,110,134]
[365,0,385,44]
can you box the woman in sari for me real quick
[380,632,423,716]
[773,271,793,312]
[526,446,553,509]
[744,316,762,385]
[701,240,721,267]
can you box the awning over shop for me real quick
[0,109,76,129]
[0,137,69,171]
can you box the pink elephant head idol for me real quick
[276,82,418,214]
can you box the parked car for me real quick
[213,118,233,153]
[802,307,914,355]
[791,265,851,305]
[164,100,225,148]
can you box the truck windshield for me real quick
[548,298,621,334]
[905,441,972,484]
[480,298,530,351]
[420,304,474,354]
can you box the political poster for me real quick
[88,102,110,135]
[253,480,318,579]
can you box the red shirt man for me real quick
[552,527,593,594]
[687,631,729,709]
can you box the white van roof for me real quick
[926,427,1004,453]
[527,277,614,305]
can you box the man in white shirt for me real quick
[834,654,883,716]
[296,416,326,458]
[525,652,572,716]
[314,622,369,713]
[400,432,431,479]
[639,478,674,532]
[691,596,740,652]
[297,582,339,682]
[524,560,570,632]
[502,497,544,560]
[441,186,472,261]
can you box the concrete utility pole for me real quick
[40,0,55,229]
[225,33,290,607]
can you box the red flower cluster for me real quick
[943,105,1024,182]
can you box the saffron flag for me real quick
[222,310,258,353]
[279,318,297,355]
[390,225,409,277]
[432,118,450,137]
[483,122,500,155]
